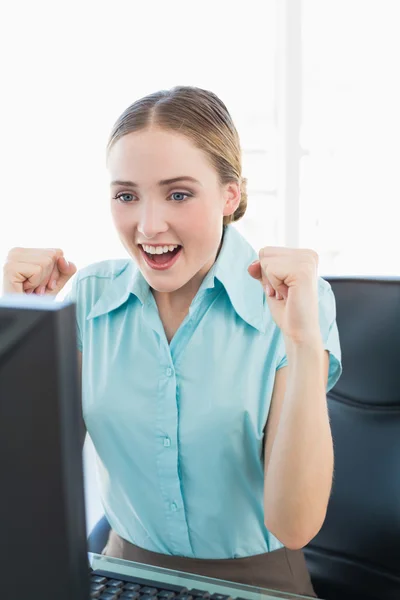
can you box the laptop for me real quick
[0,296,295,600]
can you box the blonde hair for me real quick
[107,86,247,225]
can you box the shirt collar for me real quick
[86,262,148,320]
[87,226,267,332]
[212,226,267,332]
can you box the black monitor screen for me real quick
[0,295,89,600]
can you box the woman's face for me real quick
[108,127,240,293]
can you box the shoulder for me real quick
[66,258,135,314]
[75,258,132,285]
[318,276,333,296]
[317,277,337,320]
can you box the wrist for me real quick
[284,331,325,361]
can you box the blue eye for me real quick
[115,193,135,203]
[170,192,190,202]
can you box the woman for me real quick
[3,86,341,596]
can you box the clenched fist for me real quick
[3,248,76,296]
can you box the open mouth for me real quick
[138,244,183,271]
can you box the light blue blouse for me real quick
[68,225,342,559]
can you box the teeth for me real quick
[142,244,179,255]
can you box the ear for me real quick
[222,182,241,217]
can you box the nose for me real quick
[137,200,168,239]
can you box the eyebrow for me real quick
[111,176,201,187]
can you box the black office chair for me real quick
[304,277,400,600]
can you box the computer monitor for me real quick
[0,295,89,600]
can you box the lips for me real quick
[138,244,182,271]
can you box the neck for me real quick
[152,257,213,316]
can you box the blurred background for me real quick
[1,0,399,531]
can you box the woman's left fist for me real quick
[248,247,320,343]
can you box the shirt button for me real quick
[171,502,178,512]
[163,437,171,447]
[166,367,173,377]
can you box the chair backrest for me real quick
[304,277,400,600]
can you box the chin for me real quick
[142,273,188,294]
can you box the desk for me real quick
[88,553,318,600]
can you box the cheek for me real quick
[110,202,119,222]
[179,205,223,257]
[182,196,222,230]
[111,205,134,233]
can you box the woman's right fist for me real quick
[2,248,77,296]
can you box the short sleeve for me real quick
[276,279,342,392]
[63,274,83,352]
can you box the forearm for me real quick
[264,336,333,549]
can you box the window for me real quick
[301,0,400,275]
